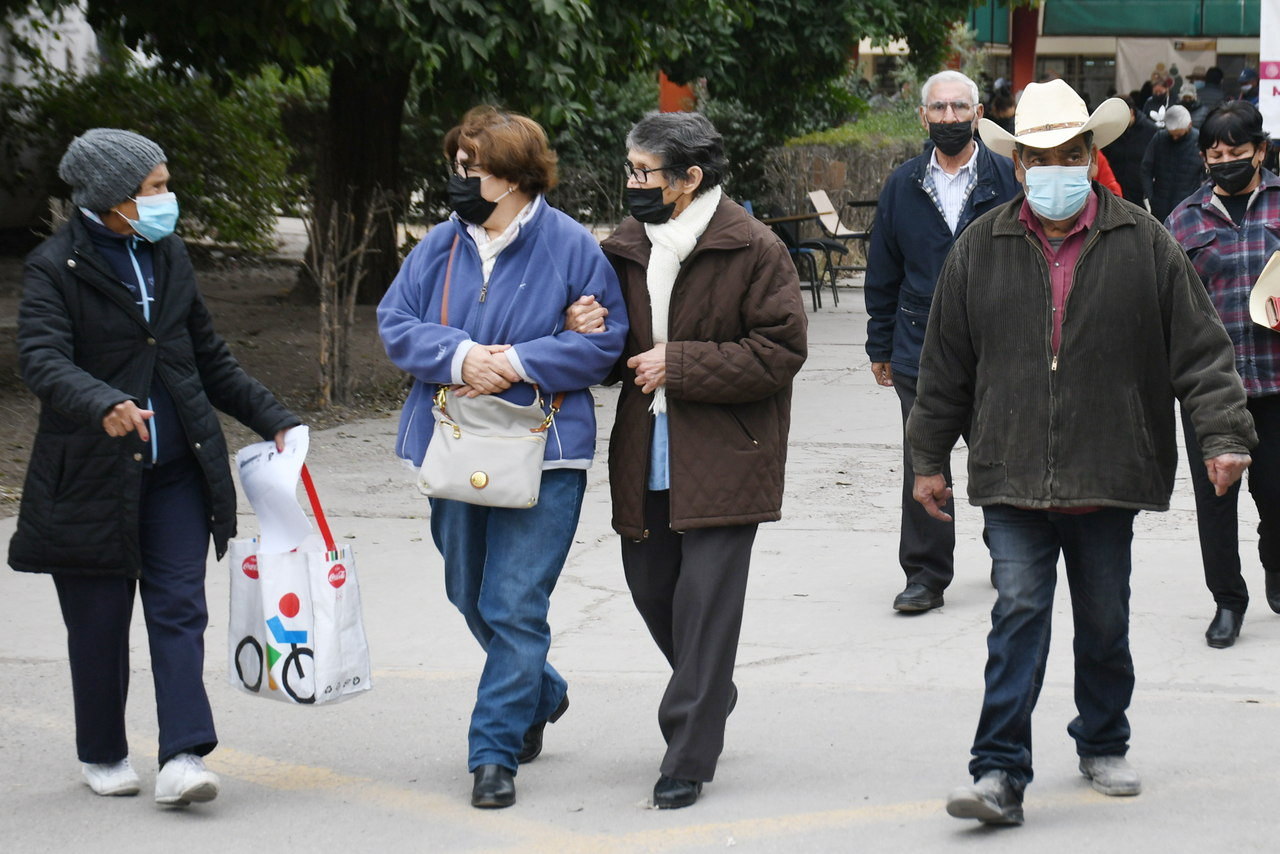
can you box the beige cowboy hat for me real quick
[1250,250,1280,331]
[978,79,1131,159]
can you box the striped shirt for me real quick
[1165,169,1280,398]
[924,144,979,233]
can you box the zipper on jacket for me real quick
[1055,229,1102,371]
[126,236,159,462]
[728,409,760,445]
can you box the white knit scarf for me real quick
[643,185,722,413]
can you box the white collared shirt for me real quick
[926,143,979,233]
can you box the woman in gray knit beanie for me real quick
[12,128,302,808]
[57,128,179,241]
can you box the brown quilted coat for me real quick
[600,196,808,538]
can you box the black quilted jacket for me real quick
[1140,127,1207,222]
[600,197,808,538]
[9,216,299,577]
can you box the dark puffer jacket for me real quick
[9,215,299,577]
[1141,127,1207,222]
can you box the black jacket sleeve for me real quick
[863,177,903,364]
[17,256,132,424]
[173,246,300,440]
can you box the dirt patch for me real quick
[0,246,407,517]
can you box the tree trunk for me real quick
[317,58,413,304]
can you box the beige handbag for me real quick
[416,236,563,508]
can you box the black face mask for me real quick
[627,186,676,224]
[929,121,974,157]
[448,174,498,224]
[1208,157,1260,195]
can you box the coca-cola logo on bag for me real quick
[242,556,259,579]
[328,564,347,588]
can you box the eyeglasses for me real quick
[623,161,689,184]
[449,161,490,181]
[926,101,975,119]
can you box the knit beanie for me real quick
[57,128,166,212]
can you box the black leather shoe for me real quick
[653,775,702,809]
[894,582,944,613]
[727,684,738,717]
[517,693,570,764]
[471,764,515,808]
[1266,572,1280,614]
[1206,607,1243,648]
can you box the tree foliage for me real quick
[666,0,982,142]
[0,63,295,251]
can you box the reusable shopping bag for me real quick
[227,464,372,704]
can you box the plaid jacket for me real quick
[1166,170,1280,398]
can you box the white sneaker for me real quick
[155,753,220,806]
[82,757,141,796]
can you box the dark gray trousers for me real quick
[894,373,961,593]
[621,489,757,783]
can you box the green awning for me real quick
[967,1,1010,45]
[1042,0,1260,37]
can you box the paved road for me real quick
[2,299,1276,852]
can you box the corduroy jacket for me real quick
[907,186,1255,511]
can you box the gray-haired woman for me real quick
[567,111,807,808]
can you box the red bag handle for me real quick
[299,464,336,553]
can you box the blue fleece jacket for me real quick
[863,140,1020,378]
[378,202,628,469]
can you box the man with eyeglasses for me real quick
[864,70,1020,614]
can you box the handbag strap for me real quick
[435,231,566,428]
[441,233,459,326]
[299,464,337,554]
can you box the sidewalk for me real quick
[1,300,1276,852]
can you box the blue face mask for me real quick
[1023,160,1093,221]
[119,192,179,242]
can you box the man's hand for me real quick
[564,294,608,334]
[274,428,292,452]
[103,401,154,441]
[871,362,894,387]
[913,473,953,521]
[457,344,521,398]
[627,344,667,394]
[1206,453,1251,496]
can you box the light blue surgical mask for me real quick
[1022,160,1093,221]
[119,192,179,242]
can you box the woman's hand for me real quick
[103,401,154,441]
[564,294,608,334]
[627,343,667,394]
[457,344,521,398]
[275,428,292,452]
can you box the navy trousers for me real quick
[53,454,217,766]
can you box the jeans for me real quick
[429,468,586,773]
[1181,395,1280,613]
[53,454,217,766]
[970,505,1137,788]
